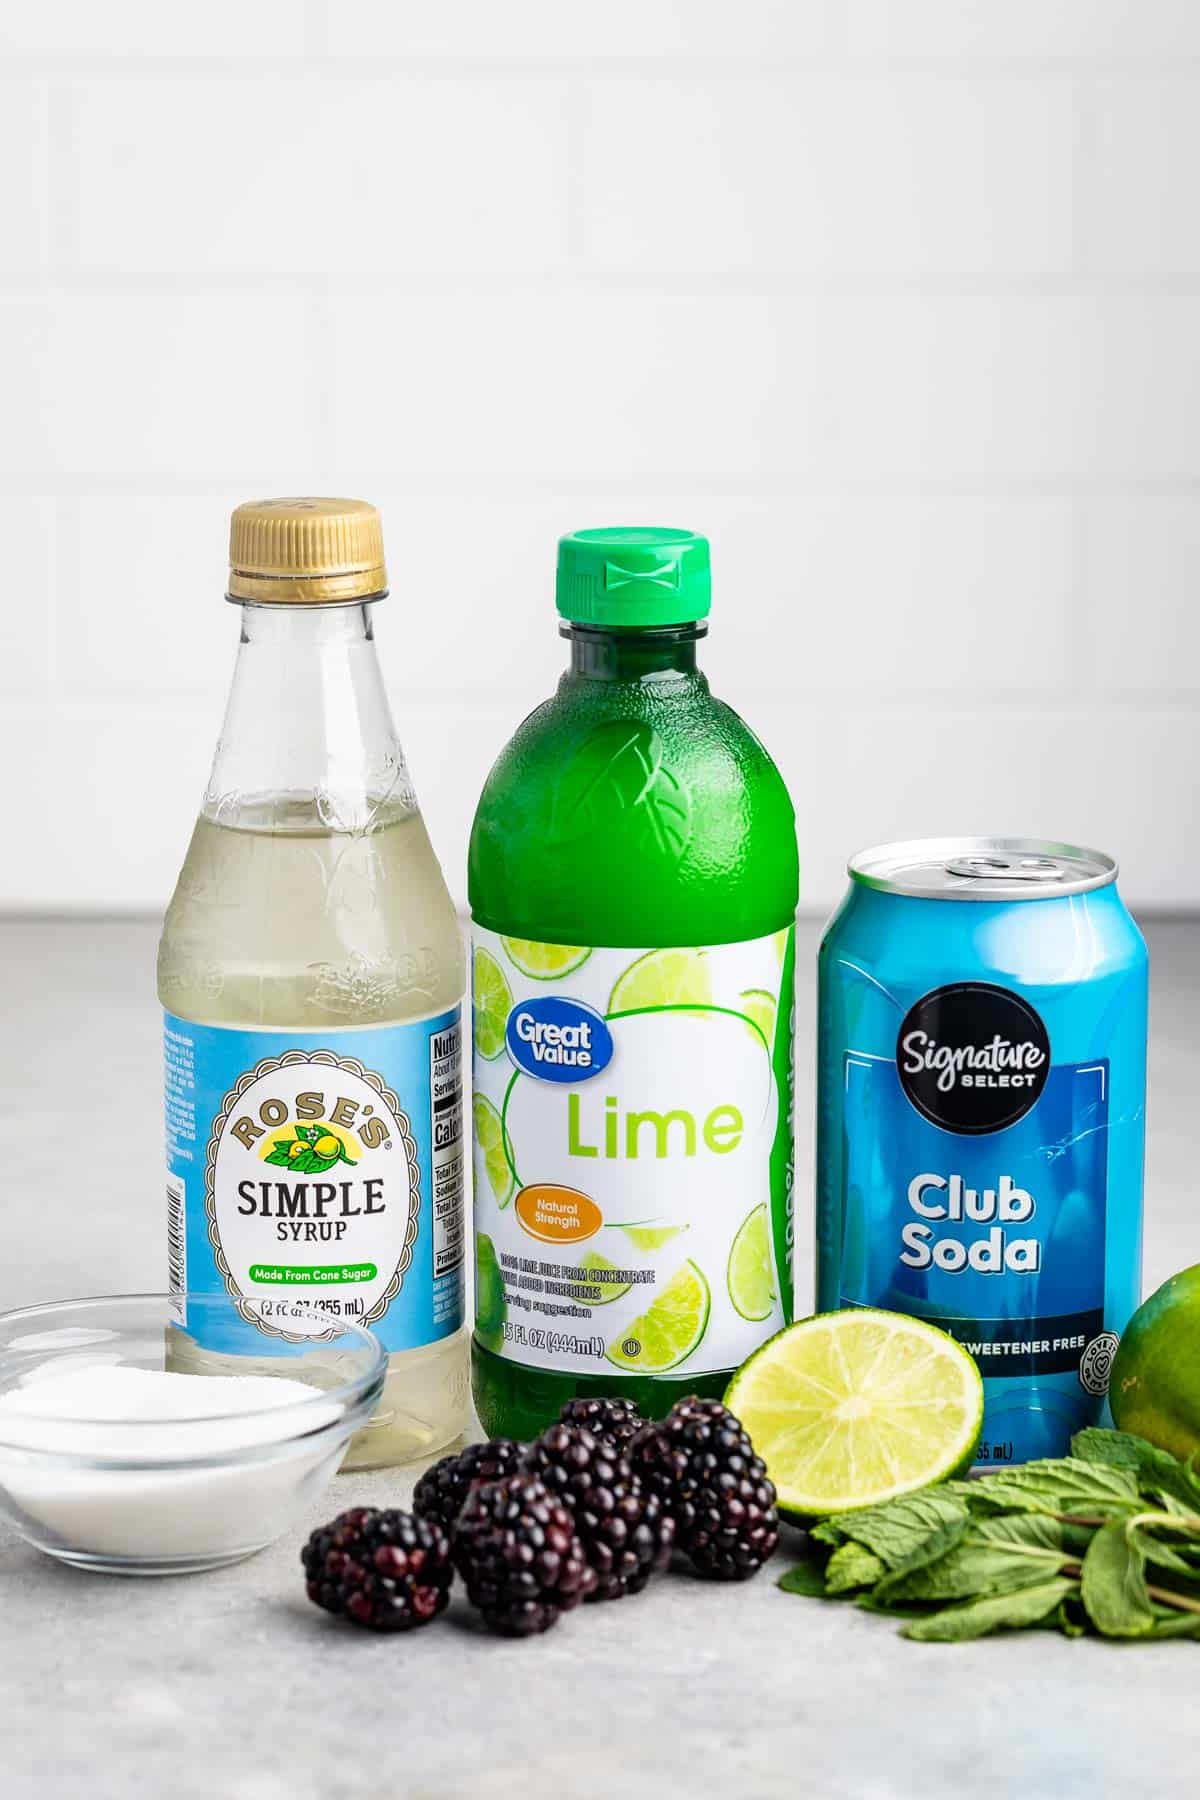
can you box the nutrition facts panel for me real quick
[429,1018,464,1286]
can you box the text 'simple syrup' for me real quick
[817,838,1147,1465]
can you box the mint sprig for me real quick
[779,1427,1200,1643]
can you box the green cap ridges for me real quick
[556,527,711,628]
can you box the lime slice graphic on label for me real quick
[617,1222,688,1252]
[726,1202,775,1322]
[605,1260,710,1373]
[500,936,591,980]
[738,987,777,1049]
[472,1094,515,1208]
[473,946,512,1060]
[725,1309,984,1519]
[475,1232,507,1348]
[578,1250,631,1306]
[608,946,712,1015]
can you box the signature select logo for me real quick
[896,983,1051,1135]
[899,1029,1046,1095]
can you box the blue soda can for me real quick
[817,838,1147,1466]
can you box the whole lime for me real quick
[1110,1265,1200,1460]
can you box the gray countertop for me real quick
[2,917,1198,1800]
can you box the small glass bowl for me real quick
[0,1293,386,1575]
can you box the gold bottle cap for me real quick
[227,497,388,604]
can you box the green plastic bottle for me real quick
[468,528,798,1439]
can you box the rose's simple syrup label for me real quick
[471,929,794,1378]
[164,1010,464,1354]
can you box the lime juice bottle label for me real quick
[471,928,795,1377]
[164,1010,465,1354]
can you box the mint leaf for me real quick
[881,1514,1071,1604]
[1130,1525,1200,1581]
[1072,1426,1200,1513]
[871,1520,970,1602]
[903,1578,1077,1643]
[1081,1519,1155,1637]
[964,1458,1139,1515]
[810,1520,847,1549]
[778,1559,827,1597]
[825,1489,968,1569]
[825,1542,885,1595]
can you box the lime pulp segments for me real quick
[500,936,591,979]
[472,1093,515,1207]
[608,946,712,1014]
[618,1222,688,1251]
[606,1260,710,1372]
[726,1309,983,1517]
[578,1249,632,1305]
[473,947,512,1060]
[726,1202,775,1322]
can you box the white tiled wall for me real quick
[1,2,1197,913]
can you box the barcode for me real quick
[166,1172,186,1319]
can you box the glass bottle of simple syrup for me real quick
[158,498,467,1466]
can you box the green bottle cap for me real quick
[556,527,711,628]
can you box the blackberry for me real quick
[557,1394,645,1453]
[522,1422,674,1601]
[630,1396,779,1581]
[412,1438,524,1533]
[453,1473,595,1636]
[301,1507,453,1632]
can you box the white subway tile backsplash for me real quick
[1079,78,1200,274]
[327,294,806,478]
[0,19,1195,911]
[771,702,1197,914]
[581,77,1073,276]
[0,3,310,57]
[328,2,837,61]
[846,1,1200,59]
[697,497,1079,696]
[1080,499,1200,693]
[62,497,237,699]
[70,77,570,275]
[1071,298,1200,479]
[0,83,49,271]
[335,294,1200,486]
[0,500,56,694]
[2,295,317,477]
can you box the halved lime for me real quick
[727,1202,775,1322]
[472,1093,515,1207]
[608,946,711,1015]
[739,987,777,1050]
[725,1308,983,1518]
[473,947,512,1059]
[577,1249,631,1306]
[475,1232,507,1348]
[500,936,591,980]
[617,1222,688,1252]
[606,1260,710,1373]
